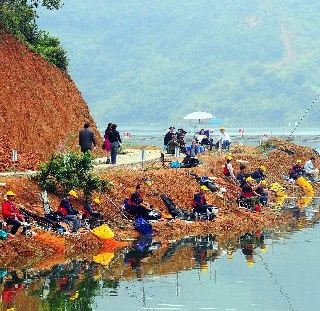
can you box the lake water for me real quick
[1,201,320,311]
[99,123,320,148]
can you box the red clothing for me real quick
[2,201,23,220]
[2,284,24,303]
[193,192,207,207]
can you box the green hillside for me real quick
[39,0,320,126]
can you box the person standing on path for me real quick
[79,122,96,153]
[103,123,112,164]
[109,124,122,164]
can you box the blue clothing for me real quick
[251,169,266,182]
[60,198,79,215]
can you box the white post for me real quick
[141,149,145,170]
[12,149,18,162]
[174,146,180,157]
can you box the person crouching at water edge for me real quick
[57,190,81,233]
[108,124,122,165]
[251,165,267,183]
[192,186,216,220]
[2,191,30,236]
[124,184,161,220]
[238,177,260,211]
[304,157,319,181]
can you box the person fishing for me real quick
[239,177,260,210]
[251,165,267,182]
[192,186,215,219]
[57,190,81,233]
[223,155,236,181]
[289,159,305,180]
[236,164,248,186]
[83,197,102,219]
[304,157,319,181]
[1,191,30,236]
[255,180,269,206]
[124,184,159,219]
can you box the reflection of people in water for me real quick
[1,270,25,308]
[124,235,161,277]
[161,235,219,271]
[240,231,266,267]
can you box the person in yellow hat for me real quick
[239,177,260,210]
[255,180,269,206]
[223,155,236,181]
[289,159,305,180]
[83,197,102,219]
[251,165,267,182]
[57,190,81,233]
[192,186,215,220]
[2,191,29,235]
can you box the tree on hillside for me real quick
[0,0,68,71]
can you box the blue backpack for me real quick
[134,217,153,235]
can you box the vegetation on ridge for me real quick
[0,0,68,71]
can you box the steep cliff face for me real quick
[0,30,102,170]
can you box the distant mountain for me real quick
[39,0,320,127]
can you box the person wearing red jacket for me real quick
[2,191,26,235]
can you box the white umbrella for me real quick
[183,111,214,123]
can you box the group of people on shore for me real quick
[289,157,319,181]
[163,126,232,155]
[1,190,102,237]
[78,122,122,164]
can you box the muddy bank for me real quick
[0,139,318,268]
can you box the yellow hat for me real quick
[200,185,210,191]
[200,263,209,272]
[220,127,225,130]
[261,180,267,186]
[93,198,102,205]
[261,245,267,253]
[247,260,254,268]
[296,159,302,164]
[246,177,255,183]
[68,190,78,198]
[260,165,266,172]
[70,291,79,300]
[144,178,153,187]
[226,155,233,161]
[5,191,16,197]
[227,253,233,261]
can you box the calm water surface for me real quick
[1,202,320,311]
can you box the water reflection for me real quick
[1,199,320,310]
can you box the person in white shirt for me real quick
[218,127,231,150]
[304,157,319,179]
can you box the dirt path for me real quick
[0,148,165,178]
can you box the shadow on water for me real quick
[1,199,320,310]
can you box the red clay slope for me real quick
[0,30,102,171]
